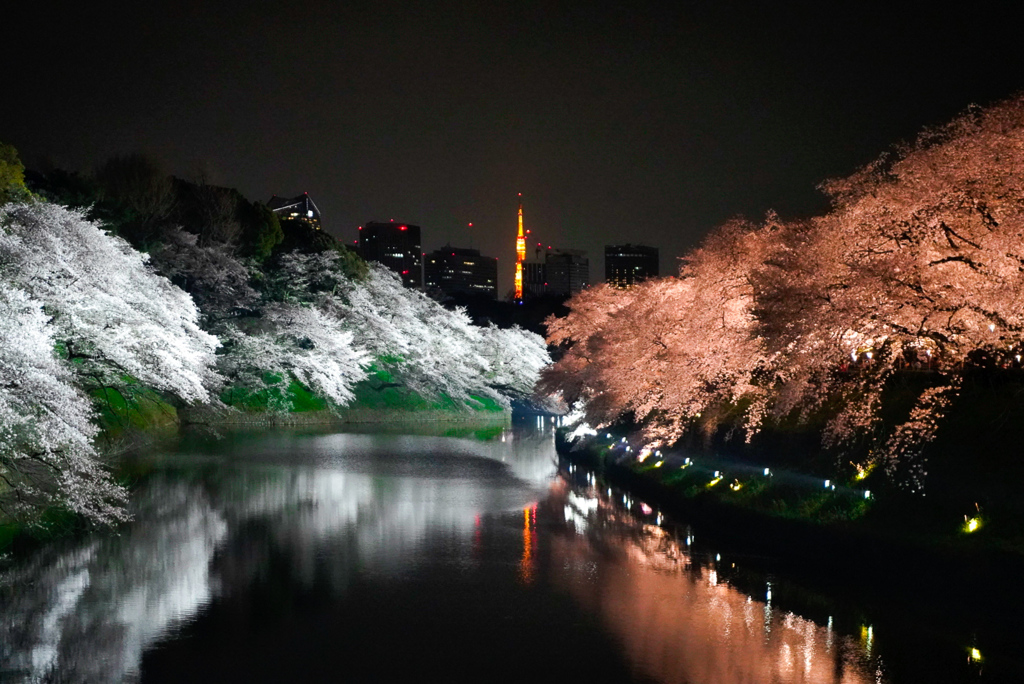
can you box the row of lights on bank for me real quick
[566,441,986,669]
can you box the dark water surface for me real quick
[0,420,1014,682]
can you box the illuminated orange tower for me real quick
[515,194,526,300]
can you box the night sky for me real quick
[4,1,1024,293]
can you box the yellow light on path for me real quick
[852,461,876,482]
[964,516,981,533]
[970,647,983,663]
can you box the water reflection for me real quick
[547,480,883,683]
[0,423,1000,683]
[0,425,557,682]
[0,482,227,682]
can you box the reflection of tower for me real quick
[520,504,537,584]
[515,194,526,301]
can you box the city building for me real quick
[522,248,590,298]
[545,249,590,296]
[359,221,423,288]
[605,243,659,288]
[424,245,498,299]
[523,261,547,298]
[268,192,322,230]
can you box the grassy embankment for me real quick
[558,370,1024,587]
[219,364,507,417]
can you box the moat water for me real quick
[0,420,1015,682]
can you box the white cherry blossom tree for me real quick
[0,285,127,524]
[0,202,221,405]
[217,303,370,410]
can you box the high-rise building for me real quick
[605,244,659,288]
[359,221,423,288]
[268,192,322,230]
[424,245,498,299]
[523,261,547,298]
[545,249,590,296]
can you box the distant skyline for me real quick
[4,1,1024,293]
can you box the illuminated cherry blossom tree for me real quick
[0,201,220,523]
[477,323,551,400]
[0,202,220,405]
[218,304,370,410]
[754,96,1024,482]
[223,255,549,412]
[542,220,772,448]
[546,95,1024,487]
[0,285,127,524]
[328,263,554,409]
[149,226,259,320]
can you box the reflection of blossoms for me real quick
[0,428,559,681]
[0,480,227,683]
[216,442,552,586]
[550,483,881,684]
